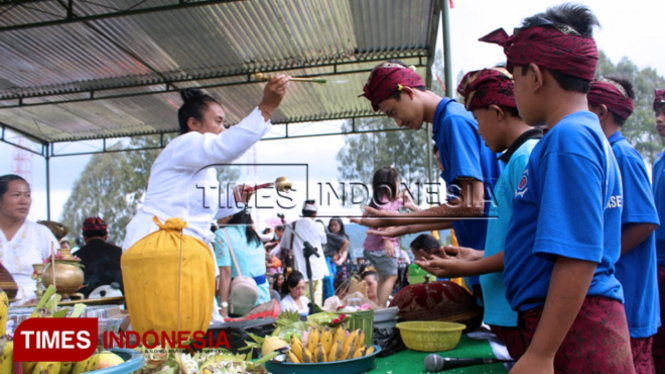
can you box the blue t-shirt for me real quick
[432,98,504,286]
[214,226,270,305]
[503,111,624,312]
[480,135,540,328]
[653,150,665,265]
[609,131,660,338]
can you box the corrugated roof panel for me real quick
[0,23,153,91]
[0,0,438,143]
[0,2,66,27]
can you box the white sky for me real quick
[1,0,663,231]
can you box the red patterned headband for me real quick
[479,23,598,81]
[361,63,425,111]
[457,68,516,111]
[588,79,634,120]
[654,89,665,111]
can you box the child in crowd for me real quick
[481,4,633,372]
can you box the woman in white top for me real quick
[0,174,58,305]
[279,270,310,316]
[123,76,290,251]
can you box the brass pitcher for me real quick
[41,247,84,300]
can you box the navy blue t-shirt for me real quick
[503,111,624,311]
[432,98,504,286]
[609,131,660,338]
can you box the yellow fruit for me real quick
[290,337,304,363]
[23,362,37,374]
[327,340,341,362]
[31,362,61,374]
[333,325,346,344]
[0,291,8,336]
[307,328,319,354]
[340,340,354,361]
[344,329,359,348]
[122,218,215,345]
[286,351,300,363]
[60,362,73,374]
[301,346,313,363]
[316,343,327,363]
[98,351,124,369]
[354,330,365,348]
[0,338,12,374]
[365,346,375,356]
[71,353,98,374]
[352,346,364,359]
[320,326,333,352]
[262,336,288,357]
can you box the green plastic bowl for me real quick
[396,321,465,352]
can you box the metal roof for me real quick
[0,0,443,145]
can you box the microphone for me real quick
[424,355,506,372]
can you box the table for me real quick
[367,335,509,374]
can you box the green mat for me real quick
[367,335,508,374]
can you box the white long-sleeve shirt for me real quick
[122,107,271,251]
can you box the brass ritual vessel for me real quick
[39,247,85,300]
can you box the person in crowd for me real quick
[76,217,124,298]
[280,200,329,306]
[650,88,665,371]
[0,174,58,305]
[121,77,289,319]
[361,167,418,308]
[215,207,270,317]
[323,217,350,300]
[353,60,504,302]
[414,67,541,359]
[587,76,660,373]
[480,4,632,372]
[361,270,380,306]
[279,270,310,316]
[270,272,285,301]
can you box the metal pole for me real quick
[45,145,51,220]
[442,0,454,99]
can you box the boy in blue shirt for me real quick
[651,88,665,372]
[588,77,660,374]
[354,61,504,297]
[415,67,541,360]
[482,4,634,373]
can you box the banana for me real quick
[0,337,12,374]
[354,330,365,348]
[0,291,8,337]
[320,326,333,353]
[290,335,304,363]
[333,325,346,344]
[301,346,313,364]
[60,362,73,374]
[71,352,99,374]
[340,340,355,361]
[307,328,319,355]
[365,345,375,356]
[352,345,364,359]
[327,339,340,362]
[23,362,37,374]
[31,362,61,374]
[344,329,360,349]
[286,351,301,363]
[315,342,327,363]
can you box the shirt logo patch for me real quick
[516,169,529,198]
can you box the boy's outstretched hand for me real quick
[415,256,467,279]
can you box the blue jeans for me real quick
[323,257,337,299]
